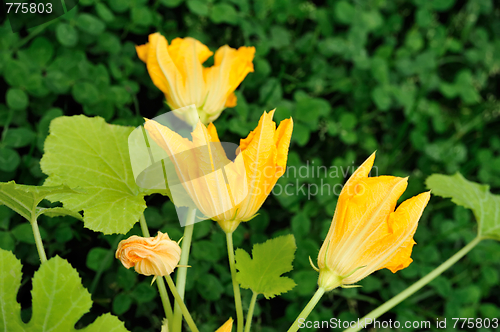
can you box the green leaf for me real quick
[186,0,208,16]
[3,60,29,87]
[36,207,84,221]
[3,128,36,148]
[0,231,15,251]
[196,274,224,301]
[28,37,54,67]
[113,294,132,315]
[87,247,113,271]
[131,282,157,303]
[95,3,116,22]
[131,7,153,26]
[11,223,47,244]
[108,0,129,12]
[56,23,79,47]
[77,14,106,35]
[40,115,149,234]
[426,173,500,241]
[210,3,238,25]
[0,249,128,331]
[235,234,297,299]
[45,71,72,94]
[0,181,81,221]
[6,88,29,110]
[371,86,392,110]
[0,148,21,172]
[72,81,100,105]
[334,1,355,24]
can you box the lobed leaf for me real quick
[0,249,128,331]
[0,181,82,221]
[40,115,166,234]
[426,172,500,241]
[235,234,297,299]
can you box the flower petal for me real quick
[215,318,233,332]
[380,191,431,273]
[203,45,255,115]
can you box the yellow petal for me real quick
[167,37,213,107]
[274,118,294,175]
[225,92,237,108]
[237,111,277,218]
[136,43,149,63]
[207,122,221,143]
[203,45,255,115]
[381,191,431,273]
[215,318,233,332]
[144,33,185,106]
[318,152,377,269]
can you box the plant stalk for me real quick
[165,274,200,332]
[31,216,47,264]
[287,287,326,332]
[344,236,482,332]
[226,232,244,332]
[244,292,258,332]
[172,208,196,332]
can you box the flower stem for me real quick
[344,236,482,332]
[165,274,200,332]
[226,232,244,332]
[173,208,196,332]
[31,216,47,264]
[287,287,326,332]
[244,292,258,332]
[139,214,173,326]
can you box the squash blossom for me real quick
[136,33,255,125]
[317,152,431,290]
[116,231,181,276]
[215,318,233,332]
[144,110,293,233]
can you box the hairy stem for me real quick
[31,216,47,264]
[172,208,196,332]
[244,292,258,332]
[165,274,200,332]
[226,232,244,332]
[287,287,326,332]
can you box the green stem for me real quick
[226,232,244,332]
[344,236,482,332]
[31,216,47,264]
[172,208,196,332]
[139,214,174,326]
[165,274,200,332]
[244,292,258,332]
[287,287,326,332]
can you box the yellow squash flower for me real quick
[144,110,293,233]
[136,33,255,125]
[317,152,431,290]
[116,231,181,276]
[215,318,233,332]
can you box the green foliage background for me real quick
[1,0,500,331]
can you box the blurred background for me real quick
[1,0,499,331]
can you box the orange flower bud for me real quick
[115,231,181,276]
[317,152,431,290]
